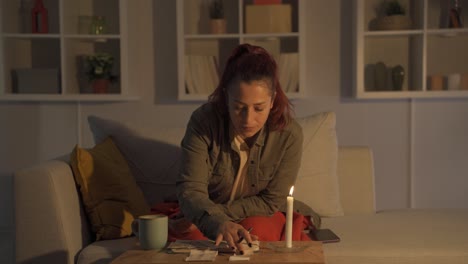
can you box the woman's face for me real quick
[227,80,274,140]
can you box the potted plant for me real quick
[209,0,226,34]
[85,52,117,94]
[376,0,411,30]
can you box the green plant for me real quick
[384,0,406,16]
[209,0,224,19]
[85,53,117,82]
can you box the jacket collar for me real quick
[228,121,267,148]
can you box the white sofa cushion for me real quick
[321,209,468,264]
[88,112,343,217]
[337,146,375,214]
[295,112,343,217]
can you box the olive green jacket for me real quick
[176,103,303,239]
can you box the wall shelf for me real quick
[354,0,468,99]
[0,94,139,102]
[176,0,305,101]
[0,0,136,102]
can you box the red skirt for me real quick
[150,202,315,242]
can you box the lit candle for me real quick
[286,186,294,248]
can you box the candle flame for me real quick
[289,186,294,196]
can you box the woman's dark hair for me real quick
[208,43,293,131]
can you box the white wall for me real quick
[1,1,467,263]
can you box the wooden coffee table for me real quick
[111,241,324,264]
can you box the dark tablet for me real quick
[310,228,341,243]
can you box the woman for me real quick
[176,43,303,251]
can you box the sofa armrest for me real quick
[15,160,92,264]
[337,146,376,214]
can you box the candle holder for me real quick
[265,241,309,253]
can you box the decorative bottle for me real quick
[31,0,48,33]
[448,0,463,28]
[90,16,107,35]
[391,65,405,91]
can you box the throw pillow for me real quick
[87,115,185,206]
[295,112,344,217]
[70,137,150,241]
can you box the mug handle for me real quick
[131,219,139,238]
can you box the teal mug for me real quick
[132,214,168,250]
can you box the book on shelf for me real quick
[247,38,281,58]
[185,55,219,95]
[184,57,197,94]
[278,53,299,93]
[253,0,282,5]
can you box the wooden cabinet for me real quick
[176,0,304,101]
[0,0,138,101]
[354,0,468,99]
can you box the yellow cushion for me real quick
[70,137,150,240]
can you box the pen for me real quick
[236,227,253,244]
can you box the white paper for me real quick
[229,255,250,261]
[185,249,218,262]
[241,240,260,251]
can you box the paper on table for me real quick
[185,249,218,262]
[167,240,260,254]
[239,240,260,252]
[229,255,250,261]
[167,240,233,254]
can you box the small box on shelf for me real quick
[12,68,61,94]
[245,4,292,33]
[427,74,444,91]
[461,73,468,90]
[428,73,468,91]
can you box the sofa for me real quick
[14,112,468,264]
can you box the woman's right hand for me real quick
[214,221,257,253]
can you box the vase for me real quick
[447,73,461,90]
[90,16,107,35]
[92,79,110,94]
[210,19,226,34]
[448,0,463,28]
[31,0,49,33]
[391,65,405,91]
[374,61,387,91]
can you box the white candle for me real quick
[286,186,294,248]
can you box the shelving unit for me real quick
[0,0,138,102]
[354,0,468,99]
[176,0,304,101]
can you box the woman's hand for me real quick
[214,221,257,253]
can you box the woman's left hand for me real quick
[214,221,257,253]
